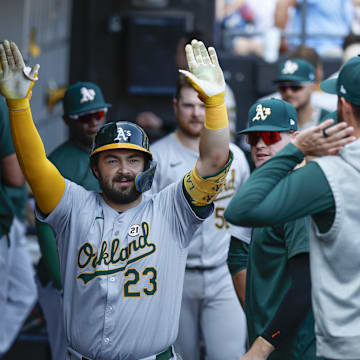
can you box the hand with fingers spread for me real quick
[0,40,40,99]
[292,119,356,156]
[179,39,225,107]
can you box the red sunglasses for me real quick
[77,110,105,124]
[246,131,282,146]
[69,109,107,123]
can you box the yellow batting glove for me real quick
[179,39,225,108]
[0,40,39,100]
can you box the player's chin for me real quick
[255,156,270,167]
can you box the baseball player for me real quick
[35,81,110,360]
[0,96,37,356]
[226,98,321,360]
[150,74,249,359]
[0,39,232,360]
[275,58,329,129]
[224,57,359,360]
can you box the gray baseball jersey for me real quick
[151,133,252,267]
[36,178,210,360]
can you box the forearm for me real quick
[7,98,65,214]
[232,269,247,311]
[274,0,296,29]
[36,219,62,290]
[261,254,312,347]
[197,103,230,176]
[1,153,24,186]
[224,143,304,226]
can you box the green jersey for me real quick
[246,219,318,359]
[37,141,100,288]
[0,97,16,237]
[49,141,100,191]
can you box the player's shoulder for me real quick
[150,133,175,152]
[229,142,247,163]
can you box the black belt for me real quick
[81,346,173,360]
[186,266,218,271]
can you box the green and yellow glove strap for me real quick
[7,98,65,215]
[183,151,233,206]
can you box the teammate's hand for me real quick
[179,39,225,107]
[240,336,274,360]
[0,40,40,99]
[292,119,356,156]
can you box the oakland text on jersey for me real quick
[76,221,156,284]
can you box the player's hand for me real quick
[0,40,40,99]
[240,336,274,360]
[179,39,225,107]
[292,119,356,156]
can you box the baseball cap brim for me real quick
[69,103,112,116]
[238,124,293,134]
[90,143,152,159]
[320,78,337,94]
[274,76,309,84]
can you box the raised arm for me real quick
[180,39,230,177]
[274,0,297,30]
[0,40,65,215]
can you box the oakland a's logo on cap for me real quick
[114,122,131,142]
[252,104,271,122]
[282,60,299,75]
[80,87,96,103]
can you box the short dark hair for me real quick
[343,33,360,50]
[175,73,193,100]
[290,45,321,69]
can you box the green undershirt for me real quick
[224,143,335,233]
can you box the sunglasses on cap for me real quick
[69,109,107,123]
[246,131,282,146]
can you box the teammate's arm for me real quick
[0,97,24,187]
[227,236,249,310]
[261,253,311,348]
[0,40,65,215]
[224,121,355,229]
[274,0,297,30]
[36,220,62,290]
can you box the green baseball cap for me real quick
[320,56,360,105]
[63,81,112,117]
[239,98,298,134]
[274,58,315,84]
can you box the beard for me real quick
[98,173,141,205]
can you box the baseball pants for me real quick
[0,217,37,356]
[175,264,247,360]
[36,276,67,360]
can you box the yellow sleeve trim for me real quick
[204,102,228,130]
[8,98,65,214]
[184,151,233,206]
